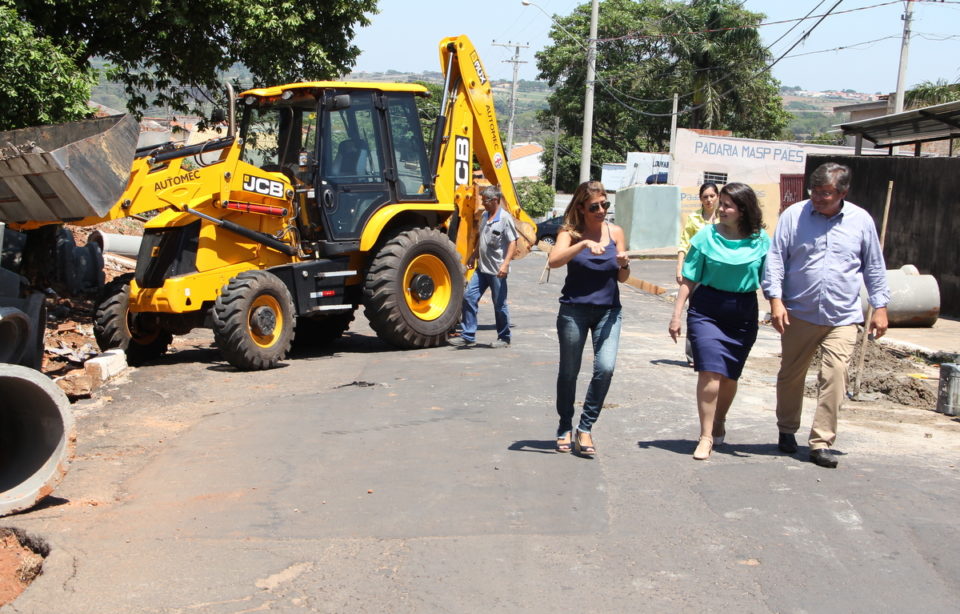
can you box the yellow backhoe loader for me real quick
[0,34,535,515]
[0,34,536,371]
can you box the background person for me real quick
[676,182,719,365]
[676,182,719,284]
[762,162,890,469]
[547,181,630,456]
[669,182,769,460]
[448,185,517,348]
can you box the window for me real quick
[385,93,433,199]
[702,171,728,185]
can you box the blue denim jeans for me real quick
[556,303,622,436]
[460,272,510,343]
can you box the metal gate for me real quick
[779,174,805,212]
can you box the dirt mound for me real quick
[802,336,940,409]
[0,528,46,606]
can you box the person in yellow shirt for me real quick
[676,182,719,283]
[675,182,719,366]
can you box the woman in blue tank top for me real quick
[547,181,631,457]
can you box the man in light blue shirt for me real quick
[448,185,517,348]
[762,162,890,468]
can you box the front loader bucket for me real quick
[0,114,138,224]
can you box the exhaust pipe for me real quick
[0,364,75,517]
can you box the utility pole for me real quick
[551,116,560,191]
[579,0,599,183]
[668,93,679,185]
[492,40,529,160]
[894,0,914,115]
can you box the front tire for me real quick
[94,274,172,366]
[212,271,295,370]
[362,227,464,348]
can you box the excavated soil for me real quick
[0,529,45,607]
[798,336,942,409]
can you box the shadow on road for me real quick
[508,439,558,454]
[649,359,692,368]
[637,439,793,458]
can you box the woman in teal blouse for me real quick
[669,182,769,460]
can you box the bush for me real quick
[515,179,555,219]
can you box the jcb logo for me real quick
[242,174,284,198]
[454,136,470,186]
[473,60,487,85]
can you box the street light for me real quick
[522,0,599,183]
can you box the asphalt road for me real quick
[4,253,959,613]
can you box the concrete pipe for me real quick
[0,364,75,517]
[0,307,30,364]
[860,264,940,327]
[87,230,143,259]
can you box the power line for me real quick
[595,0,902,43]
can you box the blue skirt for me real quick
[687,284,758,380]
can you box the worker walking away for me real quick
[762,162,890,468]
[448,185,518,348]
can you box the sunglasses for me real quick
[587,200,611,213]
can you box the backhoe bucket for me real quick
[0,114,138,224]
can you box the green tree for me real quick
[534,0,789,179]
[13,0,378,122]
[540,135,622,193]
[0,0,95,130]
[515,179,556,219]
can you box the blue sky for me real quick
[352,0,960,94]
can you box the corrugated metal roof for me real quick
[839,100,960,148]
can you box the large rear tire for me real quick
[362,227,464,348]
[93,274,172,366]
[212,271,295,370]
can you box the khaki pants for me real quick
[775,317,858,450]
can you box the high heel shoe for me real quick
[573,430,596,457]
[556,431,572,453]
[693,436,713,460]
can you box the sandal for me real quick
[556,431,572,453]
[693,436,713,460]
[573,430,596,457]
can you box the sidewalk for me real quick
[625,249,960,360]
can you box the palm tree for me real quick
[666,0,777,133]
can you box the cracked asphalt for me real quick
[3,252,959,613]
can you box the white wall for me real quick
[508,152,543,180]
[671,128,856,187]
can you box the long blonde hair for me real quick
[561,180,605,242]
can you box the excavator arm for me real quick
[431,35,536,260]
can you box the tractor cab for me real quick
[237,82,435,252]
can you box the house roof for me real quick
[509,143,544,160]
[839,100,960,149]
